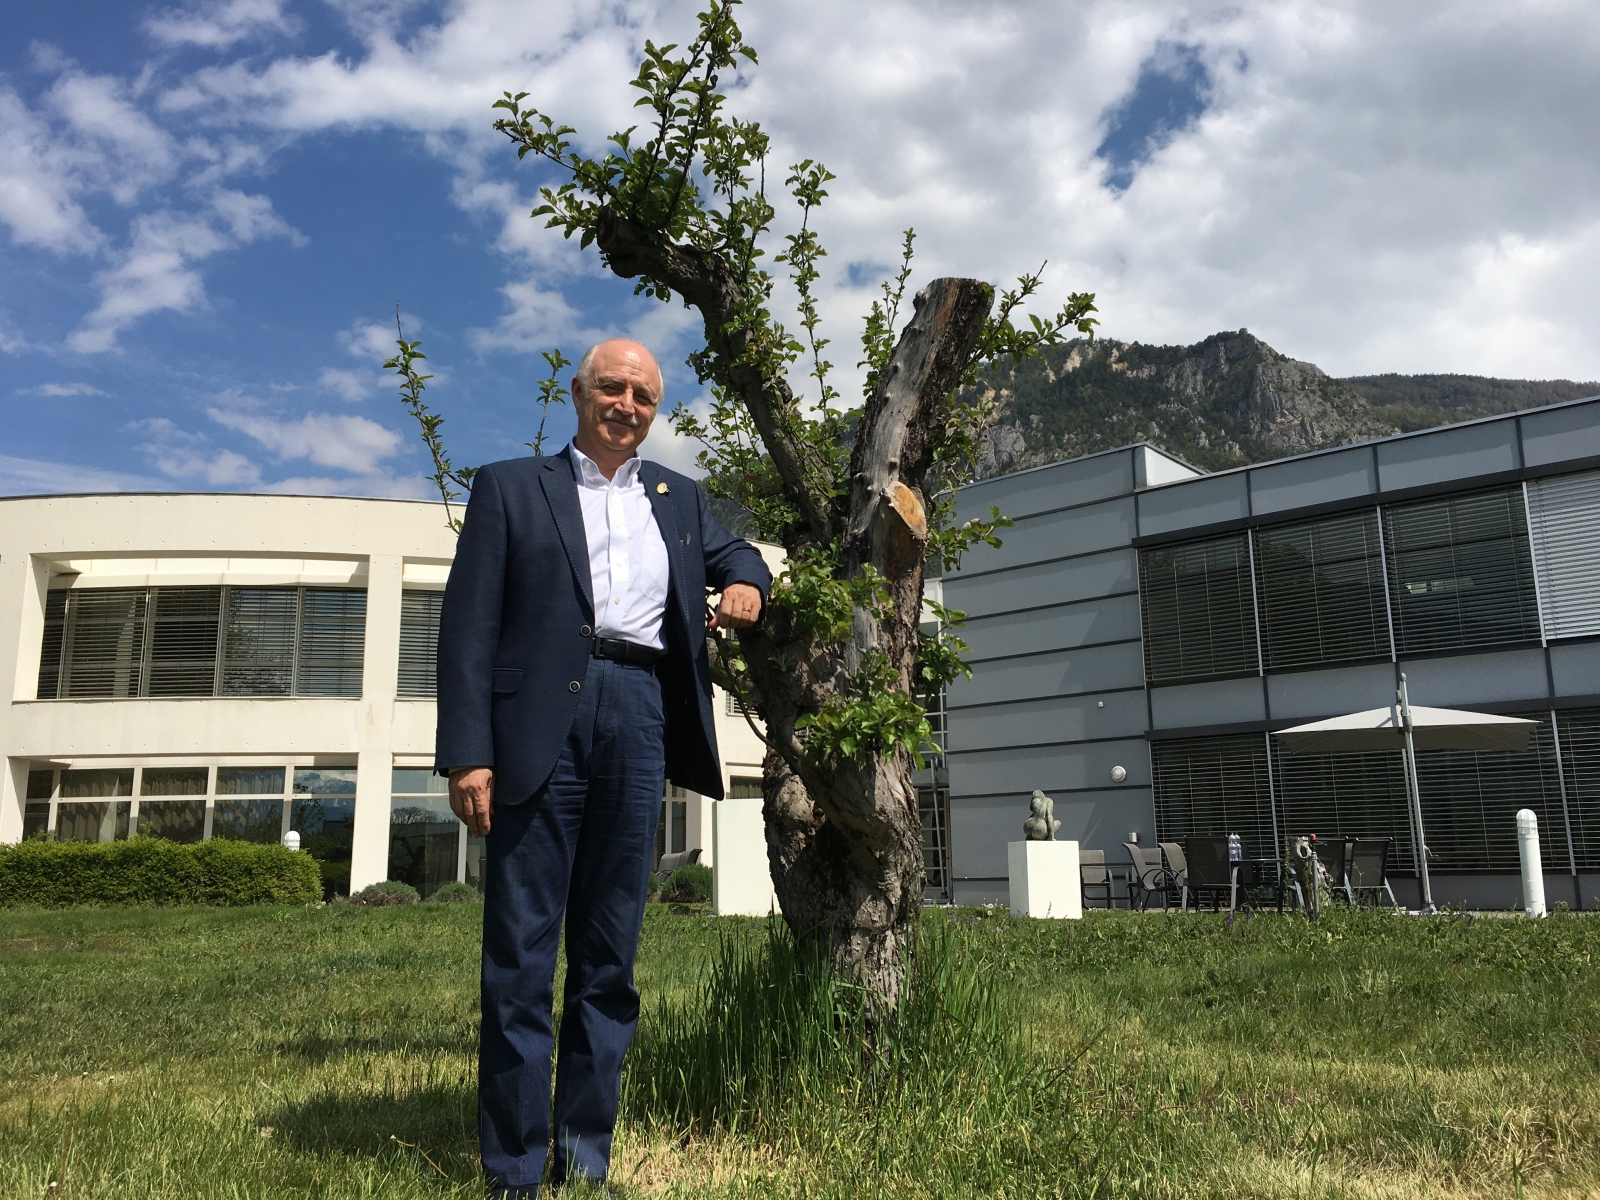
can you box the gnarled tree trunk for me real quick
[597,206,990,1007]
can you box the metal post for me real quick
[1398,674,1434,911]
[1517,809,1547,918]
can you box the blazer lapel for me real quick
[541,450,595,619]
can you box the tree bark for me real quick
[597,205,991,1008]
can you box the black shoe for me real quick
[487,1186,538,1199]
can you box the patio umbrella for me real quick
[1272,676,1537,910]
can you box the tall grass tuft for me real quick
[623,916,1109,1196]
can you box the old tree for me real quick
[478,1,1094,1008]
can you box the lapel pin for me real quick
[656,481,670,495]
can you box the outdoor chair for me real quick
[1181,836,1237,913]
[655,847,702,880]
[1347,838,1398,908]
[1080,849,1117,909]
[1159,841,1189,896]
[1123,842,1174,911]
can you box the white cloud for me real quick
[256,471,433,500]
[207,405,404,474]
[468,280,607,356]
[0,87,101,253]
[69,191,302,352]
[19,382,108,397]
[146,0,298,48]
[131,416,264,485]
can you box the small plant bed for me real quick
[1,905,1596,1197]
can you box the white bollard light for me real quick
[1516,809,1545,918]
[282,830,301,852]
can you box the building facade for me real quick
[0,492,771,897]
[944,396,1600,910]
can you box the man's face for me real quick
[573,341,662,458]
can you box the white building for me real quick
[0,492,774,897]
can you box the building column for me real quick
[349,554,403,891]
[0,554,48,844]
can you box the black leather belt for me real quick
[592,636,667,665]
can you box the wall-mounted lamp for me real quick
[1110,765,1127,783]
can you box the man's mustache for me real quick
[600,410,640,428]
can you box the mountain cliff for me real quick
[969,330,1599,477]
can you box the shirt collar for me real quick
[567,442,641,489]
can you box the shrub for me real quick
[428,881,481,904]
[348,880,420,906]
[0,837,320,908]
[662,863,713,903]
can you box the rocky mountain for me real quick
[969,329,1600,477]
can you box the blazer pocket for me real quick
[491,668,523,695]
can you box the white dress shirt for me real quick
[569,443,671,650]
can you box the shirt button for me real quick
[569,681,581,693]
[581,625,591,637]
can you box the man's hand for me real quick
[449,767,494,838]
[709,582,762,631]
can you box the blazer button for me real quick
[569,680,581,692]
[581,625,592,637]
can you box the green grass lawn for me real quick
[1,902,1597,1198]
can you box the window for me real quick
[1526,470,1600,641]
[728,776,763,799]
[1139,534,1258,686]
[1152,735,1278,863]
[398,590,443,699]
[137,766,207,843]
[293,768,358,899]
[24,768,53,839]
[917,783,951,901]
[1384,487,1540,656]
[55,768,134,844]
[1255,510,1389,670]
[390,768,470,899]
[214,767,288,843]
[147,587,221,696]
[37,586,366,699]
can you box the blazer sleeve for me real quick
[694,482,773,602]
[434,463,507,773]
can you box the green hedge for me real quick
[0,838,321,908]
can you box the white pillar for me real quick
[349,554,403,891]
[1517,809,1547,918]
[0,554,48,843]
[1008,840,1083,919]
[712,798,778,916]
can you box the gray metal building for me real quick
[941,395,1600,910]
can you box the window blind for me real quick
[1139,534,1259,685]
[37,591,66,699]
[1151,734,1278,862]
[220,588,298,696]
[147,586,221,696]
[1525,469,1600,641]
[1414,715,1566,874]
[62,588,147,697]
[1383,486,1540,655]
[1255,510,1389,670]
[1558,707,1600,872]
[1271,743,1415,874]
[296,588,366,697]
[398,590,442,699]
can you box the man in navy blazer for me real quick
[435,339,771,1197]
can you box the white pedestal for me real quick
[1008,840,1082,920]
[712,798,781,917]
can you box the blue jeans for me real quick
[479,656,665,1191]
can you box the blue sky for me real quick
[3,0,1597,499]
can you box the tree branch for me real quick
[595,204,834,541]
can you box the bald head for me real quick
[569,339,664,478]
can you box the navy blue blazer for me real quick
[433,448,772,804]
